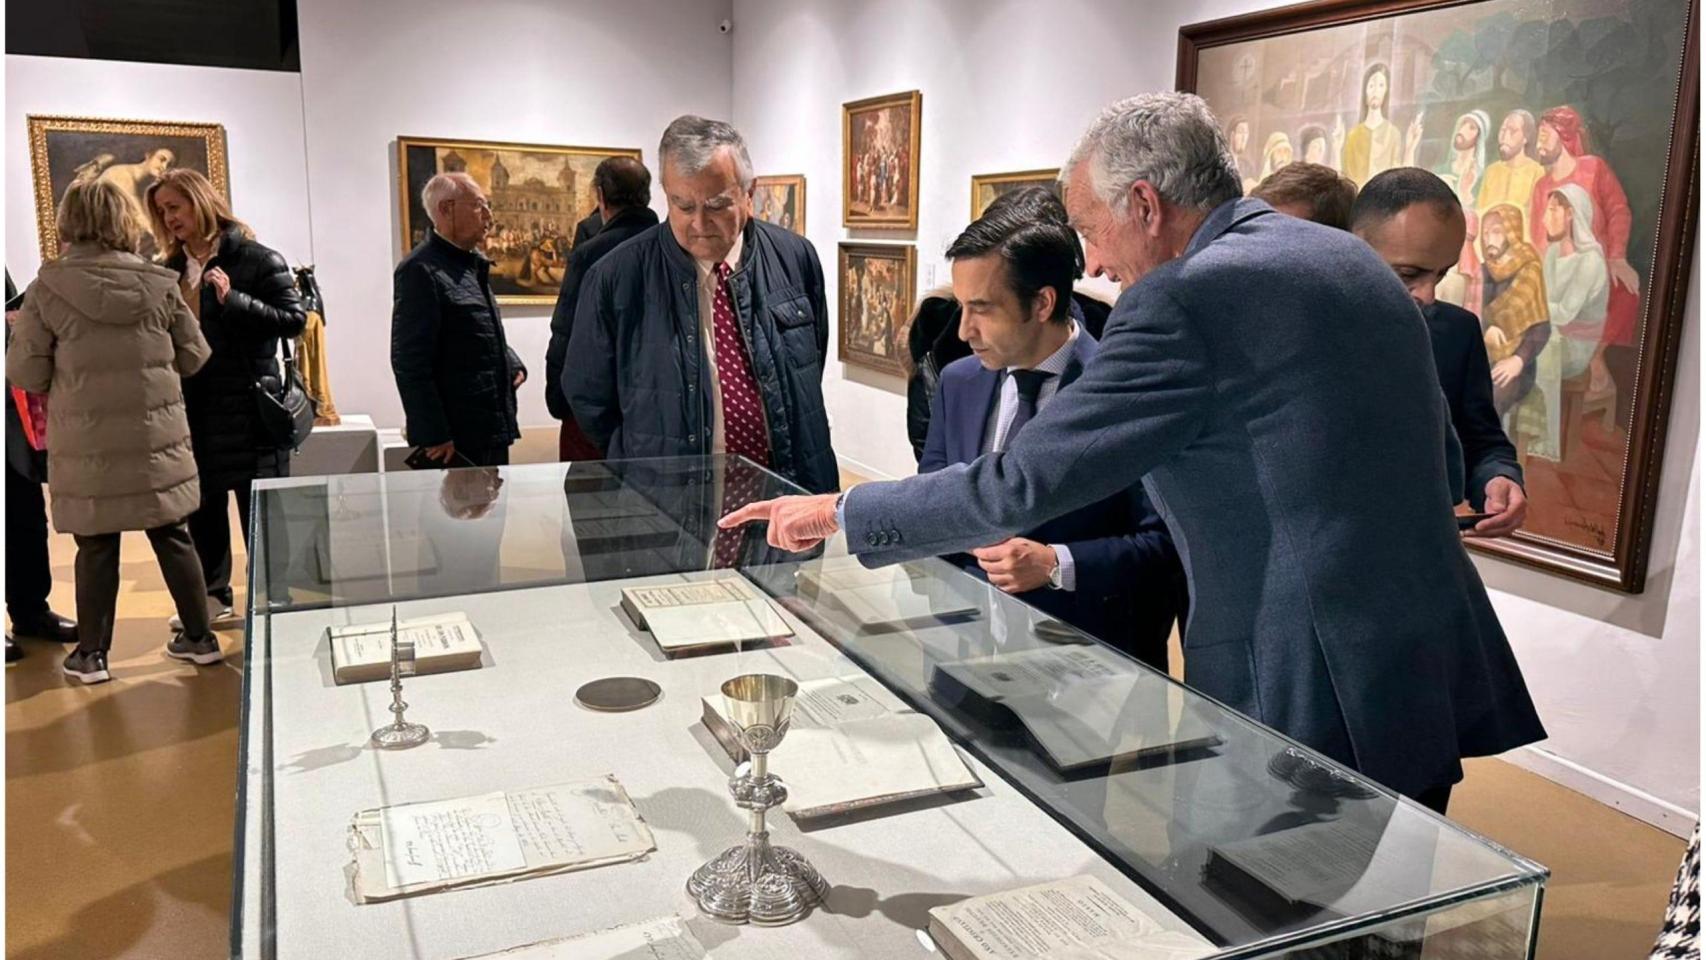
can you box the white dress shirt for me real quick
[979,322,1081,590]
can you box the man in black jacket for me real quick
[565,116,837,495]
[1353,168,1527,536]
[545,157,659,461]
[392,172,526,468]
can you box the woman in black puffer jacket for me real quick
[146,168,305,625]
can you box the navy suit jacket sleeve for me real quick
[916,378,951,474]
[1059,490,1177,600]
[850,283,1211,562]
[1455,337,1523,507]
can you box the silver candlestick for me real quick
[371,608,430,750]
[688,674,827,925]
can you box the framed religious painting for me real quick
[843,90,923,230]
[1180,0,1698,592]
[28,115,229,262]
[396,136,642,305]
[752,174,806,235]
[837,243,917,377]
[970,168,1061,220]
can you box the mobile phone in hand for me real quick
[1456,512,1494,531]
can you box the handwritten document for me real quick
[455,916,710,960]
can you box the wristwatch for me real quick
[1046,553,1064,591]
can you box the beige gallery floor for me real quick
[3,460,1690,958]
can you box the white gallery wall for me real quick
[731,0,1700,833]
[292,0,734,431]
[4,54,314,288]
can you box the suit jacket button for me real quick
[866,533,880,547]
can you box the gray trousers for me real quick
[73,522,212,654]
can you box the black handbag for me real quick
[255,335,317,451]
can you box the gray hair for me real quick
[658,115,754,189]
[421,172,478,226]
[1065,93,1242,213]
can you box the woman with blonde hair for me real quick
[146,168,304,628]
[7,178,220,683]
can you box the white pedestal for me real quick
[292,414,379,476]
[377,427,413,473]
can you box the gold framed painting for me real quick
[837,243,916,378]
[842,90,922,230]
[1180,0,1698,592]
[397,135,642,305]
[28,115,229,262]
[752,174,806,235]
[970,168,1061,220]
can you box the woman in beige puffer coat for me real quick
[7,178,224,684]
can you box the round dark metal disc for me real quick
[575,677,663,712]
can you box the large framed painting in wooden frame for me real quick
[843,90,922,230]
[397,136,642,306]
[838,243,917,377]
[1180,0,1698,592]
[28,115,229,262]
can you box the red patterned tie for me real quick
[710,262,770,468]
[711,262,770,568]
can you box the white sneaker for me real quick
[169,598,239,631]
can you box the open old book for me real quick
[931,645,1222,773]
[347,776,655,903]
[701,674,981,819]
[927,875,1215,960]
[327,611,483,684]
[620,577,793,655]
[794,558,979,633]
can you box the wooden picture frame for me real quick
[970,168,1061,220]
[837,243,917,377]
[396,135,641,306]
[1180,0,1698,592]
[843,90,923,230]
[752,174,806,235]
[28,115,230,262]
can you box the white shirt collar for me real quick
[694,229,745,285]
[1006,320,1079,376]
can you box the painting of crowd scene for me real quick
[971,169,1061,220]
[1189,0,1696,583]
[29,116,227,262]
[398,137,641,305]
[838,243,916,377]
[752,174,806,235]
[843,91,922,229]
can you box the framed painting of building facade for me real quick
[28,115,229,262]
[396,136,642,305]
[843,90,922,230]
[970,168,1061,220]
[1180,0,1698,592]
[753,174,806,235]
[838,243,916,377]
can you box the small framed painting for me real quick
[752,174,806,235]
[970,168,1061,220]
[837,243,917,377]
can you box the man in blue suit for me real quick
[920,188,1181,670]
[723,93,1544,811]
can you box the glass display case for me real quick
[233,456,1546,959]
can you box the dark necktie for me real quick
[710,262,770,568]
[1002,369,1053,449]
[710,262,770,468]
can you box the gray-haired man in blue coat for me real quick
[723,93,1544,812]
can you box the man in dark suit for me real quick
[724,93,1544,812]
[545,157,660,461]
[1352,168,1527,536]
[920,189,1180,669]
[573,210,603,248]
